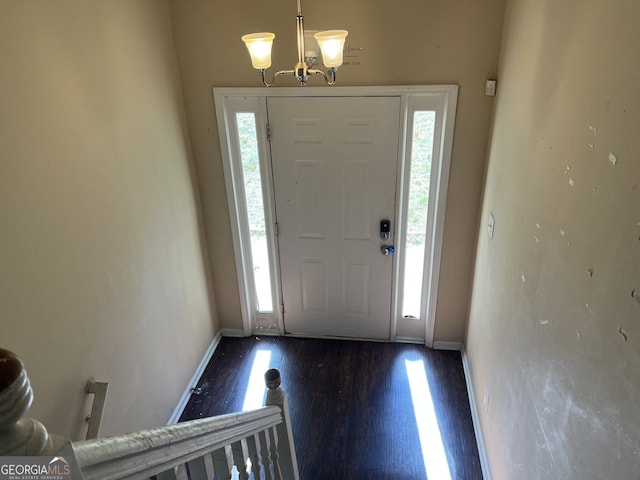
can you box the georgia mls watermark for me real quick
[1,442,83,480]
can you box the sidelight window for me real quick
[401,111,436,318]
[236,112,273,313]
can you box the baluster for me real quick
[264,369,300,480]
[202,453,215,478]
[259,429,274,480]
[0,348,66,455]
[176,464,189,480]
[268,426,282,480]
[241,438,251,479]
[230,439,250,480]
[246,433,263,479]
[225,443,235,474]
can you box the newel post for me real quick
[264,369,300,480]
[0,348,66,455]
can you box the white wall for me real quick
[467,0,640,477]
[0,1,218,439]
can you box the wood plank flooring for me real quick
[179,336,482,480]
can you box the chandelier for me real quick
[241,0,348,86]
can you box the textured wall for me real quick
[168,0,506,342]
[467,0,640,477]
[0,1,218,439]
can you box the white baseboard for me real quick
[394,335,426,344]
[461,347,492,480]
[432,340,464,351]
[220,328,245,338]
[166,331,222,425]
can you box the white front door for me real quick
[268,96,401,339]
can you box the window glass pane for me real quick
[237,112,273,312]
[402,111,436,318]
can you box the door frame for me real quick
[214,85,458,346]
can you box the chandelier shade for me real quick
[314,30,348,68]
[241,33,276,69]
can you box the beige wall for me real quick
[0,1,218,439]
[168,0,506,342]
[467,0,640,477]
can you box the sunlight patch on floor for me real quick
[241,349,272,411]
[405,358,452,480]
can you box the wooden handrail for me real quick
[73,407,283,480]
[1,348,300,480]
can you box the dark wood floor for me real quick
[180,336,482,480]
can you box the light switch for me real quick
[485,79,497,96]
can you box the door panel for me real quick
[268,96,401,339]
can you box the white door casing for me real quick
[268,96,401,340]
[214,86,458,346]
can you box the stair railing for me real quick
[0,348,299,480]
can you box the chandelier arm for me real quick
[308,68,338,86]
[307,69,327,82]
[325,68,337,85]
[274,69,297,80]
[260,68,297,87]
[259,69,275,87]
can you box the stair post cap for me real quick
[264,369,281,389]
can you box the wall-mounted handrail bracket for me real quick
[85,380,109,440]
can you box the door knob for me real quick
[381,245,395,256]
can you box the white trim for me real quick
[214,85,459,98]
[283,332,389,343]
[214,85,458,344]
[393,335,426,345]
[220,328,246,338]
[214,96,254,336]
[424,90,457,347]
[461,347,492,480]
[391,91,458,346]
[432,341,464,351]
[389,95,410,342]
[214,95,283,336]
[166,332,222,425]
[281,333,425,345]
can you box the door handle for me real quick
[381,245,395,256]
